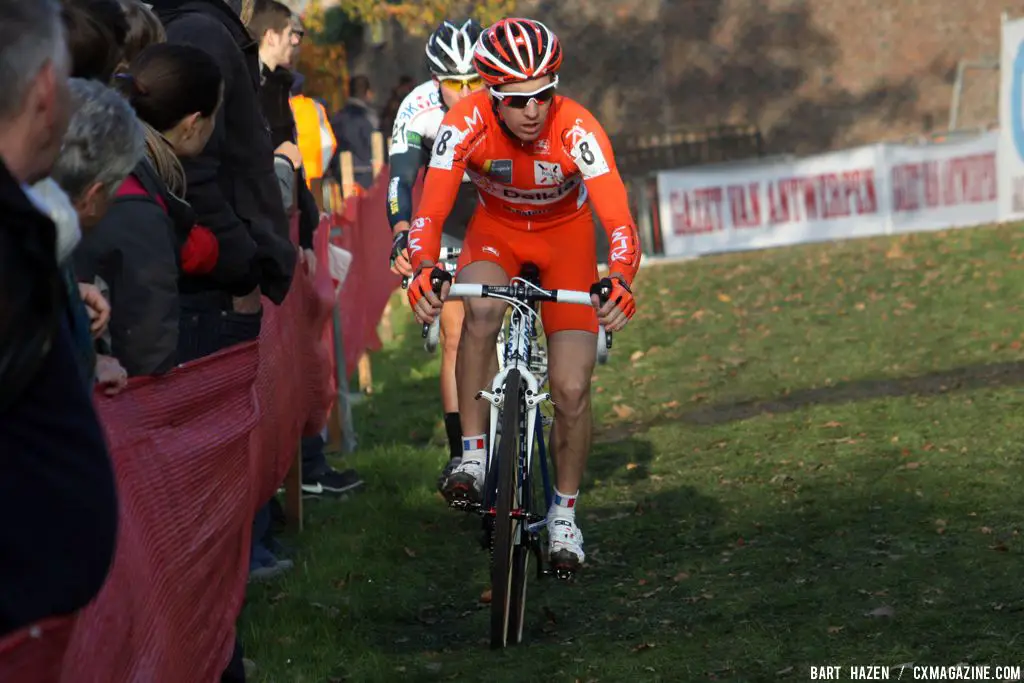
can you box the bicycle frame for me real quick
[436,280,604,530]
[428,278,613,646]
[478,287,554,533]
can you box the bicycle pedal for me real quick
[551,566,578,582]
[446,492,479,512]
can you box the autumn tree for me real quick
[304,0,518,38]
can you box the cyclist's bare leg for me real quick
[444,261,507,502]
[546,330,598,494]
[439,300,464,415]
[436,300,466,489]
[544,329,597,570]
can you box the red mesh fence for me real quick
[0,215,337,683]
[331,168,404,375]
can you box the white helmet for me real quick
[425,19,482,77]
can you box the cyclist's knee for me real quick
[550,374,591,418]
[463,298,504,338]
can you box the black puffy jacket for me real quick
[0,160,62,412]
[151,0,296,304]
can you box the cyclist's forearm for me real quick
[386,148,424,230]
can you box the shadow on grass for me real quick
[324,480,1024,681]
[682,360,1024,426]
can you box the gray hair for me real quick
[51,78,146,201]
[0,0,68,120]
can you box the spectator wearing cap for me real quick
[0,0,118,638]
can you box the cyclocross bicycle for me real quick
[422,264,612,648]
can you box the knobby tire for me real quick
[490,369,522,649]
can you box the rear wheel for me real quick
[490,369,522,649]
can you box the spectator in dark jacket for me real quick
[47,78,147,383]
[250,0,364,504]
[69,47,223,378]
[330,74,379,190]
[0,0,118,638]
[151,0,296,364]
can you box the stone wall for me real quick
[346,0,1023,155]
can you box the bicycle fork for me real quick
[478,365,561,579]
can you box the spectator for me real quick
[57,72,208,380]
[152,1,299,678]
[0,0,118,638]
[251,0,363,500]
[151,0,296,363]
[330,74,379,190]
[379,74,415,141]
[117,0,166,67]
[61,0,128,81]
[50,79,144,230]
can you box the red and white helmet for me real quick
[473,18,563,87]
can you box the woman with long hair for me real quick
[73,43,223,376]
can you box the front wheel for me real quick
[490,369,523,649]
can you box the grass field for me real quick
[242,223,1024,682]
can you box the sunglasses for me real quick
[490,76,559,109]
[439,76,485,92]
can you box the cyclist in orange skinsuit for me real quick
[407,18,641,574]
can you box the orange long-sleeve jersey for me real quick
[408,91,641,284]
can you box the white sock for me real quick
[461,435,487,467]
[548,488,578,523]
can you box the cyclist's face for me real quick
[494,75,555,142]
[437,75,485,109]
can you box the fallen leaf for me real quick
[662,400,680,409]
[673,572,690,582]
[479,588,492,604]
[630,350,645,361]
[403,547,417,558]
[865,605,895,618]
[632,642,656,653]
[822,421,843,428]
[980,526,994,535]
[626,462,639,471]
[827,625,844,634]
[717,293,732,303]
[612,404,635,419]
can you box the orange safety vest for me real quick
[289,94,337,186]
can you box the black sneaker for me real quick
[437,456,462,492]
[303,468,363,496]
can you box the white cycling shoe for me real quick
[442,458,485,506]
[548,518,585,574]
